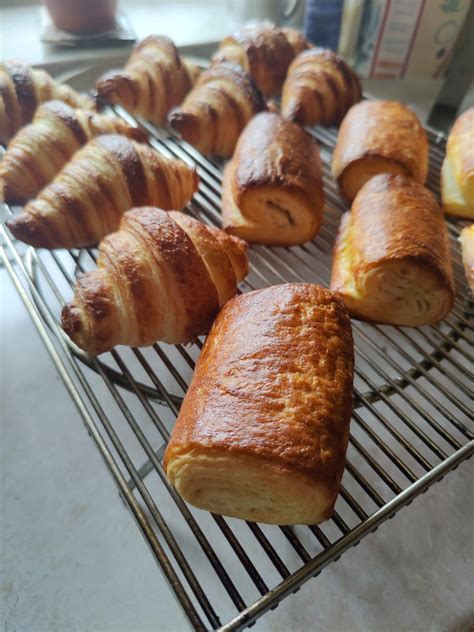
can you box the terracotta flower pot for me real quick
[43,0,118,34]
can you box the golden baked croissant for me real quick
[222,112,324,245]
[330,174,454,326]
[460,225,474,296]
[164,283,354,525]
[61,208,248,354]
[96,35,199,125]
[0,101,145,204]
[332,100,428,202]
[281,47,361,126]
[0,60,94,145]
[441,107,474,219]
[211,22,310,96]
[168,63,266,158]
[6,134,198,249]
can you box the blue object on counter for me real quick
[304,0,344,49]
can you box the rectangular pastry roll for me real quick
[222,112,324,246]
[441,107,474,219]
[164,283,354,525]
[330,174,454,326]
[331,100,428,202]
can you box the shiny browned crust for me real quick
[330,174,455,325]
[222,112,324,245]
[96,35,197,125]
[168,63,266,158]
[331,100,428,202]
[281,47,361,126]
[6,134,198,249]
[233,112,322,192]
[61,208,249,354]
[164,283,354,524]
[212,22,310,96]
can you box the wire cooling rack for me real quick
[1,107,473,631]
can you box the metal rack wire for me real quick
[1,109,472,632]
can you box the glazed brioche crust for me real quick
[441,107,474,218]
[168,63,266,158]
[6,134,199,249]
[212,22,310,97]
[96,35,198,125]
[0,100,144,204]
[222,112,324,245]
[164,283,354,525]
[330,174,455,326]
[61,208,248,354]
[0,60,94,144]
[331,100,428,201]
[281,47,361,126]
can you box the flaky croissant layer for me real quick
[96,35,199,125]
[281,47,361,127]
[0,60,94,145]
[211,22,310,96]
[168,62,266,158]
[0,101,144,204]
[6,134,198,249]
[62,208,248,354]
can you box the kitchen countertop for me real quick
[1,3,473,631]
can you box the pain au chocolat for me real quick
[330,174,454,326]
[222,112,324,246]
[164,283,354,525]
[331,100,428,202]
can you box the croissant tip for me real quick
[6,212,46,248]
[61,303,81,338]
[0,178,27,205]
[168,110,198,143]
[128,126,148,143]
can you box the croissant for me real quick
[168,63,266,158]
[164,283,354,525]
[330,174,454,326]
[211,22,310,96]
[96,35,199,125]
[0,101,145,204]
[0,60,94,145]
[61,207,249,354]
[222,112,324,245]
[441,107,474,219]
[332,100,428,202]
[6,134,198,249]
[460,225,474,296]
[281,47,361,126]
